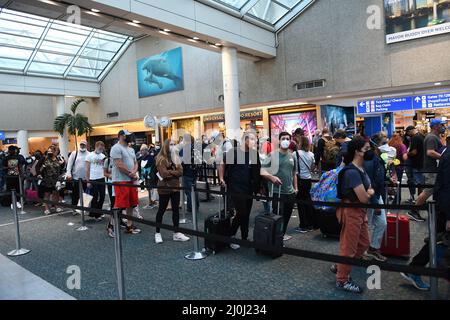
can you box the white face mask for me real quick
[80,147,86,152]
[280,140,290,149]
[169,146,175,153]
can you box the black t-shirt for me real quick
[3,155,26,176]
[223,148,258,193]
[409,133,424,169]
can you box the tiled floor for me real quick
[0,253,75,300]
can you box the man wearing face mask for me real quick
[261,132,298,241]
[85,141,106,220]
[66,141,89,210]
[110,130,141,235]
[408,119,446,222]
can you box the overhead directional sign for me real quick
[0,131,4,141]
[358,92,450,115]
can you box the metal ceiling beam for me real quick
[63,29,94,78]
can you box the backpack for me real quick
[310,167,343,211]
[322,139,340,165]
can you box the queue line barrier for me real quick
[4,175,450,300]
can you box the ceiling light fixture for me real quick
[163,29,171,32]
[193,37,199,40]
[434,82,442,86]
[37,0,60,5]
[215,43,222,46]
[91,8,100,13]
[188,39,198,43]
[132,20,141,24]
[159,30,170,35]
[127,22,141,27]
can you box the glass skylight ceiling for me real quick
[211,0,313,26]
[0,8,132,81]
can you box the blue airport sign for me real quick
[358,92,450,115]
[357,97,412,114]
[0,131,4,141]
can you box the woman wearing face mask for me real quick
[154,139,190,244]
[85,141,106,220]
[330,136,375,294]
[362,134,388,262]
[37,146,64,215]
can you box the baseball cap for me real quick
[79,140,87,146]
[430,119,446,128]
[405,125,416,132]
[118,129,133,136]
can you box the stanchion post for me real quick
[113,209,126,300]
[428,201,439,300]
[18,175,26,215]
[179,177,188,224]
[76,179,88,231]
[185,184,207,260]
[7,190,30,257]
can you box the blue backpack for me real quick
[310,167,343,211]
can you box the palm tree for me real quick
[54,98,93,153]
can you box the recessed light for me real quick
[91,8,100,13]
[37,0,60,5]
[127,22,141,27]
[132,20,141,24]
[434,82,442,86]
[215,43,222,46]
[188,39,198,43]
[193,37,199,40]
[163,29,171,32]
[159,30,170,35]
[326,95,332,98]
[209,44,218,49]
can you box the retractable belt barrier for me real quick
[10,176,450,282]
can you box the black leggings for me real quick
[297,178,314,229]
[156,192,180,233]
[90,178,106,218]
[230,195,253,240]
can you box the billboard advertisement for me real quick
[269,111,318,144]
[320,105,356,136]
[385,0,450,44]
[137,47,184,98]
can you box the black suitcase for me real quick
[253,186,284,258]
[1,193,11,207]
[316,208,341,238]
[204,186,232,254]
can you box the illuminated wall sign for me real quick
[357,92,450,115]
[203,110,263,123]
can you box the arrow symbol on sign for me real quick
[360,102,365,107]
[415,97,421,103]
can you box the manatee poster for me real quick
[137,47,184,98]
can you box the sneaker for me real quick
[293,227,309,234]
[173,232,190,242]
[120,219,128,228]
[125,225,141,234]
[365,249,387,262]
[56,208,63,213]
[107,224,115,238]
[155,233,163,244]
[283,235,293,241]
[230,243,240,250]
[143,205,155,210]
[400,273,430,291]
[336,280,363,294]
[44,209,51,215]
[330,264,337,274]
[407,210,425,222]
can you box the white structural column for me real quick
[55,96,69,159]
[222,47,241,141]
[17,130,29,157]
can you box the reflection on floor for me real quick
[0,254,75,300]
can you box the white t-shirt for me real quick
[295,150,315,180]
[86,152,106,180]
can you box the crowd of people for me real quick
[0,119,449,295]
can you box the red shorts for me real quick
[114,182,139,209]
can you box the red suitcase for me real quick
[380,213,410,258]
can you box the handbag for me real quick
[25,187,39,203]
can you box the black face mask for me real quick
[439,127,446,135]
[47,153,54,158]
[124,135,134,144]
[364,150,375,161]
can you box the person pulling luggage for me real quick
[261,132,298,241]
[218,130,260,249]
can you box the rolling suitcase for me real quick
[316,208,341,239]
[380,212,410,258]
[204,186,232,254]
[254,185,284,258]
